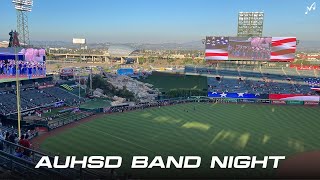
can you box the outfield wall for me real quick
[208,92,319,100]
[207,92,320,106]
[211,98,319,106]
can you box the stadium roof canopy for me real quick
[108,45,139,57]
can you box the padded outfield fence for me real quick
[155,96,320,107]
[207,98,319,106]
[102,96,319,116]
[206,92,320,106]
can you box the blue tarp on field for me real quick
[117,68,134,76]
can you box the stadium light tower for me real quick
[12,0,33,47]
[237,12,264,37]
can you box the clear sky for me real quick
[0,0,319,43]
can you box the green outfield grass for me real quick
[79,98,111,109]
[139,72,207,92]
[40,103,320,178]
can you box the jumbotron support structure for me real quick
[12,0,33,47]
[237,12,264,37]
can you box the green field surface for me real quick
[40,103,320,178]
[139,72,207,92]
[79,98,111,109]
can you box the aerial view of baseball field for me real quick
[1,0,320,179]
[36,102,320,178]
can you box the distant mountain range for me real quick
[297,41,320,51]
[1,39,319,51]
[27,40,205,50]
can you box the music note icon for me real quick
[305,2,316,15]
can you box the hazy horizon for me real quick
[0,0,319,44]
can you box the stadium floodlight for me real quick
[237,12,264,37]
[12,0,33,138]
[12,0,33,46]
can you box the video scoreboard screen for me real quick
[205,36,296,61]
[0,47,46,82]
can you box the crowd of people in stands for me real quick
[0,129,35,161]
[184,66,319,95]
[208,76,318,95]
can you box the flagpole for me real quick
[15,46,22,138]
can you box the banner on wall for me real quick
[208,92,268,99]
[269,94,320,102]
[304,101,319,106]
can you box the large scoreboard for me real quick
[0,47,46,82]
[205,36,297,62]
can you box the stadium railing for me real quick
[0,140,103,179]
[0,150,64,179]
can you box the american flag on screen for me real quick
[205,36,229,60]
[270,37,297,61]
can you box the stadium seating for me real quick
[185,66,319,95]
[21,89,58,107]
[42,87,85,105]
[0,86,85,116]
[0,91,37,115]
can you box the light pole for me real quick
[14,46,22,138]
[79,72,81,99]
[12,0,33,47]
[12,0,33,138]
[90,67,93,95]
[76,69,81,100]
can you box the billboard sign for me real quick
[257,99,271,104]
[205,36,296,62]
[73,38,86,44]
[304,101,319,106]
[269,94,320,102]
[272,100,286,104]
[60,67,74,76]
[239,99,256,103]
[54,101,64,107]
[225,98,238,103]
[286,100,304,105]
